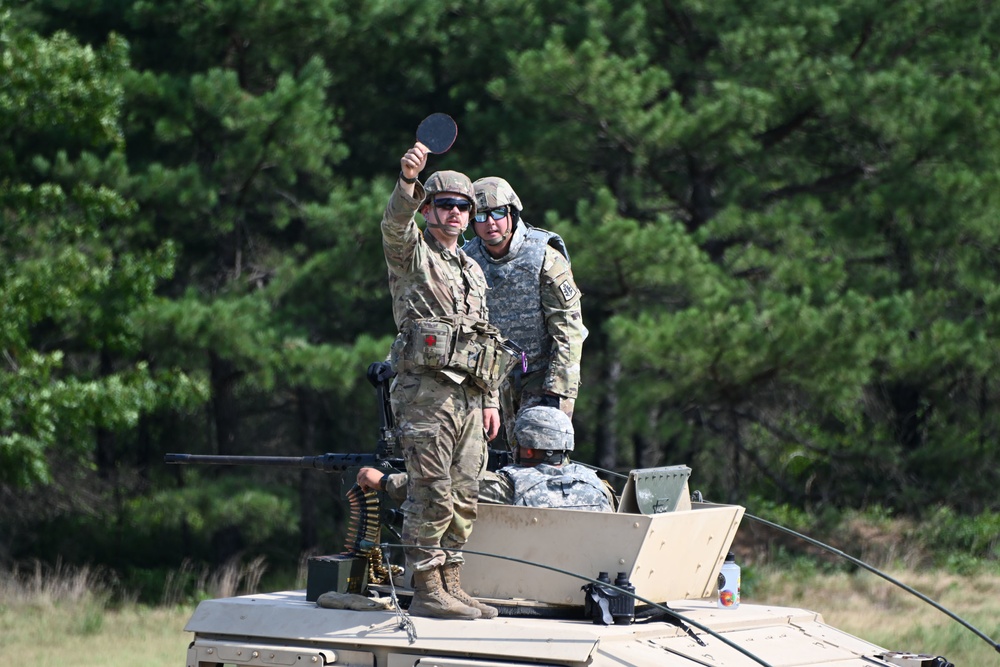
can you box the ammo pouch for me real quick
[392,315,522,393]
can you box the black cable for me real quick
[734,508,1000,655]
[381,541,776,667]
[576,461,628,480]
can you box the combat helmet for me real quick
[473,177,522,216]
[472,177,522,245]
[423,170,477,217]
[514,406,574,454]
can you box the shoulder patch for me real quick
[558,280,578,302]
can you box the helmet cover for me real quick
[473,176,522,214]
[514,406,574,452]
[423,170,477,217]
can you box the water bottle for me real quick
[717,552,741,609]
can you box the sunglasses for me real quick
[432,198,472,212]
[473,206,509,224]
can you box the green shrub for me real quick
[915,506,1000,564]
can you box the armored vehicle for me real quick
[174,463,955,667]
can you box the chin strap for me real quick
[424,205,448,230]
[425,202,468,236]
[485,233,509,246]
[481,215,516,246]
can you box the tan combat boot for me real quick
[408,566,482,620]
[441,562,498,619]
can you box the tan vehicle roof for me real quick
[185,591,894,666]
[181,468,933,667]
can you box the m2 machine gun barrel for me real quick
[166,362,406,474]
[164,452,403,472]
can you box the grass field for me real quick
[1,563,998,666]
[757,567,1000,664]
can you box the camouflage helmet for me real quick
[514,406,574,452]
[423,170,477,216]
[473,176,522,214]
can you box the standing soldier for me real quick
[382,142,516,620]
[464,177,587,449]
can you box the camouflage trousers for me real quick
[498,376,575,454]
[390,370,487,572]
[476,470,511,505]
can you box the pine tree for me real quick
[0,12,201,489]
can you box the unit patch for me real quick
[558,280,578,302]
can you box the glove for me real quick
[366,361,396,387]
[316,591,395,611]
[538,394,561,409]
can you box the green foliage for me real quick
[5,0,1000,591]
[79,604,105,635]
[0,17,202,487]
[915,506,1000,565]
[0,16,127,168]
[469,0,1000,508]
[129,476,297,548]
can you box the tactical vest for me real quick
[464,224,569,375]
[389,313,521,392]
[503,462,612,511]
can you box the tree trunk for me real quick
[728,409,742,504]
[631,405,665,470]
[596,356,621,473]
[209,352,242,456]
[95,349,117,479]
[886,380,925,452]
[297,388,319,551]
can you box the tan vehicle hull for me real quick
[182,478,921,667]
[185,591,893,667]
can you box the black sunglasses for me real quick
[432,197,472,212]
[473,206,509,224]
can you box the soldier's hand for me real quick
[400,142,428,181]
[483,407,501,441]
[356,467,385,492]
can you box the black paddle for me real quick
[416,113,458,154]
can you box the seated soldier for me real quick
[357,406,614,512]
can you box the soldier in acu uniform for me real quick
[359,406,614,513]
[463,178,587,451]
[381,142,519,621]
[479,406,614,511]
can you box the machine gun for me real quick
[164,363,405,599]
[366,361,397,460]
[164,451,404,472]
[165,362,404,473]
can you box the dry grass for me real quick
[0,559,117,605]
[0,601,191,667]
[755,566,1000,664]
[160,555,268,605]
[0,559,267,667]
[1,560,997,666]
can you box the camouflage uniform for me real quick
[478,463,614,511]
[380,468,503,505]
[464,210,587,448]
[381,463,613,512]
[379,405,613,511]
[381,178,498,573]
